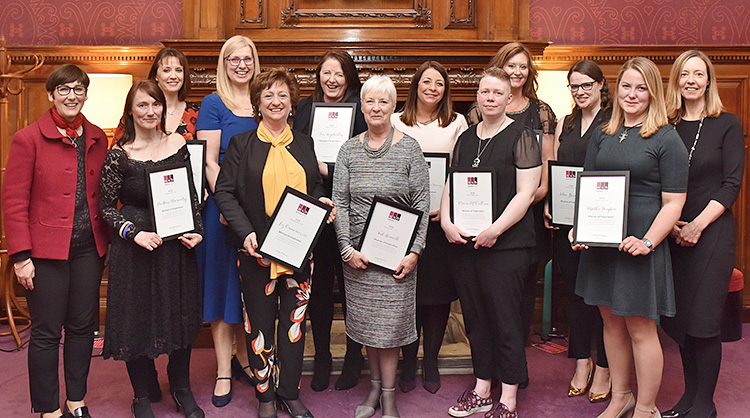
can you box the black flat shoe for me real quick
[310,357,332,392]
[63,403,92,418]
[172,388,205,418]
[131,397,155,418]
[231,355,253,385]
[662,408,691,418]
[258,400,278,418]
[277,396,314,418]
[212,377,233,407]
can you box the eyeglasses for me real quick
[56,85,87,96]
[567,82,595,93]
[225,57,254,67]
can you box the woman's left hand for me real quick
[473,225,500,249]
[393,252,419,279]
[619,235,651,256]
[179,233,203,249]
[319,197,336,223]
[676,220,702,247]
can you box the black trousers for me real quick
[239,255,310,402]
[553,229,607,366]
[450,245,529,385]
[26,245,104,413]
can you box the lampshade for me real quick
[536,70,574,124]
[84,74,133,130]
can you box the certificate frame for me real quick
[145,162,198,241]
[357,196,424,273]
[424,152,450,214]
[548,160,584,227]
[573,171,630,248]
[309,102,357,163]
[449,169,496,237]
[185,140,206,205]
[258,186,332,272]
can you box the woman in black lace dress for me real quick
[99,80,204,418]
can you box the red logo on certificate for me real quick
[388,211,401,221]
[163,174,174,184]
[297,204,310,215]
[596,181,608,190]
[467,177,478,186]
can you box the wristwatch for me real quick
[642,238,653,250]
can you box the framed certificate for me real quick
[145,162,197,240]
[548,161,584,227]
[309,102,357,163]
[573,171,630,247]
[358,197,423,272]
[186,140,206,205]
[449,169,495,236]
[258,187,332,272]
[424,153,450,213]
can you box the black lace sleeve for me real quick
[99,148,141,240]
[514,128,543,169]
[537,100,557,135]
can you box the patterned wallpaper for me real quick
[0,0,182,46]
[530,0,750,45]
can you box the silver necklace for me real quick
[686,116,705,165]
[363,127,394,159]
[473,124,499,167]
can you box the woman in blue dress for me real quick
[195,35,260,407]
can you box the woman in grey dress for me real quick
[573,57,688,418]
[332,75,430,418]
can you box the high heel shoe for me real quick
[589,379,612,403]
[171,388,205,418]
[231,355,253,384]
[355,379,381,418]
[63,402,92,418]
[277,396,314,418]
[661,408,690,418]
[635,405,661,417]
[380,387,399,418]
[211,377,233,407]
[568,358,593,397]
[131,397,155,418]
[597,390,635,418]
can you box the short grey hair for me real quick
[360,75,397,105]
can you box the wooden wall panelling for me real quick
[184,0,226,39]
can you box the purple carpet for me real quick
[2,326,749,417]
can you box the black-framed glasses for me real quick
[56,85,87,96]
[567,82,595,93]
[225,57,254,67]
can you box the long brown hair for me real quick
[117,80,168,147]
[603,57,667,138]
[399,61,457,128]
[563,60,612,134]
[311,50,361,103]
[488,42,538,100]
[148,47,191,101]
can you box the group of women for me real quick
[2,34,742,418]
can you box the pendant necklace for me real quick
[473,122,501,167]
[619,122,643,143]
[686,115,705,165]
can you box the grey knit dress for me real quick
[332,133,430,348]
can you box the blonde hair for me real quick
[666,49,724,124]
[216,35,261,112]
[604,57,667,138]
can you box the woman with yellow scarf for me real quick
[214,68,334,418]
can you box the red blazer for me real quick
[2,109,111,260]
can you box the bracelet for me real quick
[340,245,355,262]
[119,221,134,239]
[14,259,32,270]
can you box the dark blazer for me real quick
[213,128,326,248]
[2,109,111,260]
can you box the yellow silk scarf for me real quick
[257,121,307,279]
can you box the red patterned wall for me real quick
[530,0,750,45]
[0,0,182,46]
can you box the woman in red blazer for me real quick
[2,64,110,418]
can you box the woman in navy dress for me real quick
[195,35,260,406]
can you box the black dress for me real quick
[576,125,688,319]
[100,145,203,361]
[662,113,745,345]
